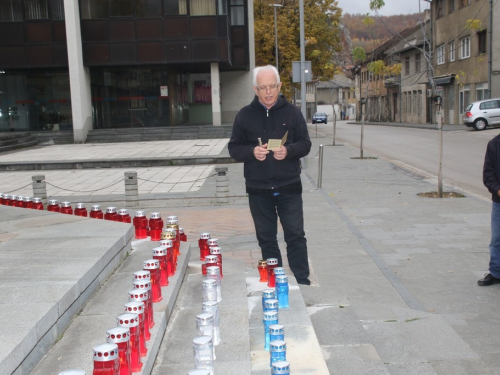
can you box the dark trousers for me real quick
[248,192,309,282]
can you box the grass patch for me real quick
[417,191,465,198]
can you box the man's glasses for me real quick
[255,84,279,91]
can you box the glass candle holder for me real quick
[118,208,131,223]
[196,313,215,342]
[90,204,104,219]
[202,300,220,345]
[198,232,211,261]
[105,207,118,221]
[192,336,214,375]
[258,260,268,282]
[269,324,285,343]
[267,258,279,288]
[270,340,287,367]
[209,246,223,278]
[143,259,162,303]
[22,196,32,208]
[128,290,152,332]
[60,201,73,215]
[263,311,279,351]
[132,279,153,329]
[179,227,187,242]
[271,360,290,375]
[202,255,218,276]
[32,197,44,210]
[74,203,88,217]
[152,246,169,287]
[124,302,147,356]
[106,326,131,375]
[92,343,120,375]
[149,212,163,241]
[206,266,222,302]
[116,314,141,372]
[202,279,218,302]
[133,211,148,238]
[47,199,60,212]
[275,275,289,308]
[264,298,279,312]
[262,289,276,310]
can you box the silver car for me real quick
[463,98,500,130]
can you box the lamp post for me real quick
[271,4,283,70]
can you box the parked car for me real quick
[463,98,500,130]
[312,112,328,124]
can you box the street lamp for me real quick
[270,3,283,70]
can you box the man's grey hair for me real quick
[253,65,281,86]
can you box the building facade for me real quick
[431,0,490,124]
[0,0,255,142]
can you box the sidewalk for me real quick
[2,135,500,374]
[346,120,470,131]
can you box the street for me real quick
[309,121,500,201]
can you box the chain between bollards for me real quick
[317,144,324,189]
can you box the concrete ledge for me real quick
[30,239,191,375]
[0,206,133,375]
[0,156,238,171]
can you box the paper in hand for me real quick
[267,131,288,151]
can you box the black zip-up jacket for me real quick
[484,134,500,203]
[228,95,311,190]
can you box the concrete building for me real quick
[316,74,356,120]
[431,0,490,124]
[0,0,255,142]
[386,20,431,124]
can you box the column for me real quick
[211,63,222,126]
[64,0,92,143]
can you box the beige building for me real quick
[432,0,490,124]
[316,74,356,120]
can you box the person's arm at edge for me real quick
[284,107,311,160]
[228,112,257,162]
[483,140,500,196]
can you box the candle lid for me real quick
[143,259,160,269]
[91,204,101,211]
[117,313,139,328]
[135,210,146,217]
[200,232,211,239]
[92,343,118,361]
[267,258,278,266]
[76,203,86,209]
[150,212,161,219]
[106,326,130,344]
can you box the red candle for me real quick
[47,199,60,212]
[133,211,148,239]
[267,258,279,288]
[60,201,73,215]
[124,302,147,357]
[148,212,163,241]
[74,203,88,217]
[92,343,120,375]
[198,232,211,261]
[31,197,44,210]
[143,258,163,302]
[105,207,118,221]
[118,209,131,223]
[90,204,104,219]
[106,326,132,375]
[116,314,142,372]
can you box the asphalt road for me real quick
[309,121,500,201]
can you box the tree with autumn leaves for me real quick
[253,0,343,99]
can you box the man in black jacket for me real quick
[228,65,312,285]
[479,134,500,286]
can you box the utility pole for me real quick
[300,0,307,121]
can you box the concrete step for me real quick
[152,239,329,374]
[31,131,74,145]
[30,235,191,374]
[0,206,133,375]
[0,132,39,152]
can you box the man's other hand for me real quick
[254,144,269,161]
[273,145,287,160]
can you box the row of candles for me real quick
[0,193,187,243]
[55,217,185,375]
[259,258,291,374]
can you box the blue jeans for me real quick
[248,193,309,282]
[490,201,500,278]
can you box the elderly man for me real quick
[228,65,312,285]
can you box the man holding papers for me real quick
[228,65,312,285]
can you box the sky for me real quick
[337,0,429,16]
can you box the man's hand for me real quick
[273,145,287,160]
[254,144,269,161]
[497,189,500,197]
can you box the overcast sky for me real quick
[338,0,429,16]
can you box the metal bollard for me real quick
[125,171,139,208]
[317,145,324,189]
[215,166,229,204]
[32,175,47,206]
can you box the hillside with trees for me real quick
[343,12,425,53]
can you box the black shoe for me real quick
[477,273,500,286]
[297,278,311,286]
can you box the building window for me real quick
[24,0,49,20]
[0,0,23,21]
[50,0,64,19]
[190,0,216,15]
[478,30,487,55]
[459,84,470,114]
[476,82,489,101]
[436,0,444,18]
[229,0,245,25]
[135,0,161,17]
[437,44,445,65]
[460,36,470,59]
[405,56,410,75]
[415,53,421,73]
[80,0,108,18]
[449,0,455,12]
[459,0,471,8]
[449,40,455,61]
[164,0,188,15]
